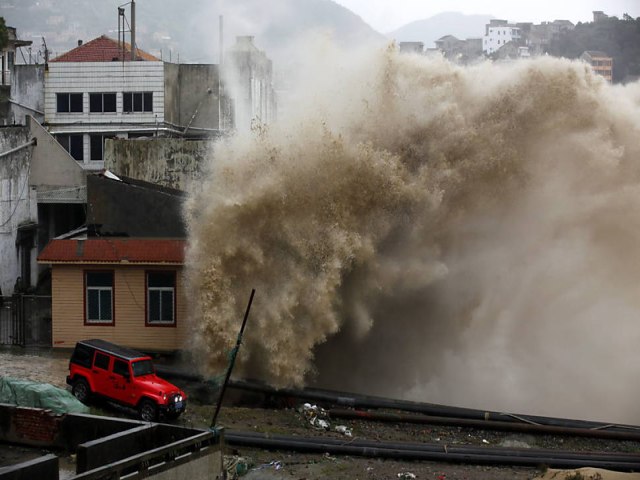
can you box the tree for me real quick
[0,17,8,51]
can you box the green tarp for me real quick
[0,377,89,414]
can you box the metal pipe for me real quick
[131,0,136,61]
[0,138,36,159]
[210,289,256,428]
[225,431,640,471]
[8,99,44,115]
[329,408,640,442]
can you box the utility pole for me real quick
[131,0,136,61]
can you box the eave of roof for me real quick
[37,238,185,265]
[51,35,159,63]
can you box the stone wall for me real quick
[104,137,209,191]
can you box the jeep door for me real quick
[91,351,112,395]
[110,359,135,406]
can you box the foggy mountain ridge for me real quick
[387,12,495,48]
[2,0,384,64]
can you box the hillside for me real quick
[2,0,384,64]
[547,14,640,83]
[387,12,493,48]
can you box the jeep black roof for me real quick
[77,339,149,361]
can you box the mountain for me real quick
[2,0,384,64]
[388,12,493,48]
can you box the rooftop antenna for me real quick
[131,0,136,61]
[118,6,126,62]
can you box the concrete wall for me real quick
[0,405,223,479]
[51,264,188,350]
[86,174,185,236]
[0,454,58,480]
[177,64,221,131]
[163,63,180,127]
[28,116,86,190]
[10,65,45,125]
[104,138,207,191]
[0,126,37,295]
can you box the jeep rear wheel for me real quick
[139,399,158,422]
[72,378,91,404]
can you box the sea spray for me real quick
[185,47,640,423]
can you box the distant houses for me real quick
[398,11,616,83]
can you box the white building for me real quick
[483,20,521,55]
[45,35,230,170]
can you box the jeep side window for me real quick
[113,359,130,377]
[72,344,93,368]
[94,352,110,370]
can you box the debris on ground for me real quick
[534,468,640,480]
[334,425,352,437]
[397,472,417,479]
[301,403,330,430]
[224,455,253,478]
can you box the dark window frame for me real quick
[57,134,84,161]
[84,270,115,326]
[56,93,83,113]
[90,134,105,161]
[89,92,117,113]
[123,91,153,113]
[94,352,111,370]
[145,270,176,327]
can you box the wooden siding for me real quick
[45,62,165,124]
[52,264,188,351]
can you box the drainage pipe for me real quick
[225,431,640,471]
[152,370,640,433]
[329,408,640,442]
[0,138,36,159]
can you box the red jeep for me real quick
[67,339,187,422]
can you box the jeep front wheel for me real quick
[72,378,91,404]
[139,399,158,422]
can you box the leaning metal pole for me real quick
[210,289,256,428]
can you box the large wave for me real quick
[185,46,640,423]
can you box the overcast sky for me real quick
[332,0,640,32]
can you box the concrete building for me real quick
[1,27,37,125]
[0,117,86,297]
[435,36,483,63]
[45,35,229,170]
[581,51,613,83]
[399,42,425,54]
[225,36,277,133]
[483,20,521,55]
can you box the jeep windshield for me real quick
[132,359,154,377]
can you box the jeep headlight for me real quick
[162,393,167,400]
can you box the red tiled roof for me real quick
[51,35,160,63]
[37,239,185,264]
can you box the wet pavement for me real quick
[0,346,71,388]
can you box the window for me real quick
[146,271,175,325]
[71,344,93,368]
[90,135,108,161]
[113,359,130,377]
[57,134,84,161]
[89,93,117,113]
[132,359,154,377]
[94,352,110,370]
[56,93,83,113]
[123,92,153,113]
[86,271,114,324]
